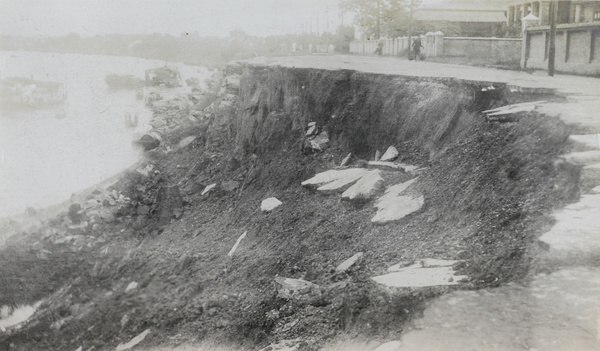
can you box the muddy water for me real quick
[0,51,210,218]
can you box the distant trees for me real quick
[340,0,421,39]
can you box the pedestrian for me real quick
[375,40,384,56]
[412,37,424,60]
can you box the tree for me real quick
[340,0,418,39]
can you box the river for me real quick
[0,51,210,218]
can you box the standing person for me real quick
[412,37,423,60]
[375,40,384,56]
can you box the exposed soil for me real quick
[0,64,580,350]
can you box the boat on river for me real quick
[0,77,67,108]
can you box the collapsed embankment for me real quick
[0,63,579,350]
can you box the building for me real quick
[513,1,600,75]
[413,0,513,37]
[507,1,600,27]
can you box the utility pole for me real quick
[408,0,414,58]
[376,0,381,39]
[548,0,557,76]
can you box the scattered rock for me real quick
[341,170,384,202]
[261,197,282,212]
[336,252,364,272]
[177,135,196,150]
[201,183,216,195]
[306,125,317,137]
[115,329,151,351]
[227,231,247,257]
[120,314,130,328]
[140,131,162,151]
[155,185,183,226]
[380,146,399,161]
[307,131,329,151]
[125,282,138,293]
[221,180,240,192]
[275,277,319,300]
[308,121,316,127]
[340,153,352,166]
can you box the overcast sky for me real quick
[0,0,348,37]
[0,0,445,38]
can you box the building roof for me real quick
[414,8,507,22]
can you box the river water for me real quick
[0,51,209,218]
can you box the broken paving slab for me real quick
[372,261,467,288]
[341,170,384,202]
[367,161,419,172]
[301,168,368,188]
[372,195,424,224]
[378,178,418,200]
[336,252,364,272]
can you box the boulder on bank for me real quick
[381,146,399,161]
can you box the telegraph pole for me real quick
[408,0,414,58]
[548,0,557,76]
[376,0,381,39]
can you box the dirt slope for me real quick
[0,64,579,350]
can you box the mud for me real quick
[0,63,579,350]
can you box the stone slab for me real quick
[371,195,424,224]
[301,168,367,188]
[372,266,466,288]
[341,170,384,202]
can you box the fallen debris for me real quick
[341,170,384,202]
[336,252,364,272]
[201,183,216,196]
[275,277,319,300]
[367,161,419,172]
[228,231,247,257]
[372,259,467,288]
[176,135,197,150]
[115,329,151,351]
[261,197,282,212]
[380,146,399,162]
[340,153,352,167]
[307,131,329,151]
[125,282,138,293]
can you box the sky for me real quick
[0,0,347,37]
[0,0,445,38]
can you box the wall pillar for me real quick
[539,1,551,25]
[508,6,515,26]
[575,4,582,22]
[434,31,444,56]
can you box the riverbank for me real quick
[0,57,594,350]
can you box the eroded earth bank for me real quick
[0,62,585,350]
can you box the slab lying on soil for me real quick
[372,262,466,288]
[341,170,384,202]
